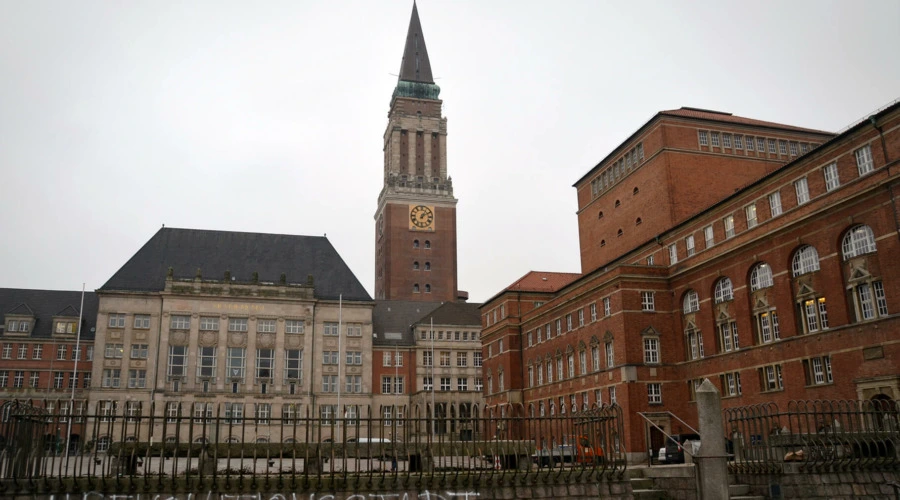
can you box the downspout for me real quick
[151,293,164,404]
[308,298,317,434]
[870,115,900,239]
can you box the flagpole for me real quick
[65,283,85,459]
[336,294,342,431]
[430,317,435,433]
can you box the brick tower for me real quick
[374,3,458,302]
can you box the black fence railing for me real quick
[0,399,625,494]
[725,399,900,474]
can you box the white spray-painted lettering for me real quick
[46,491,477,500]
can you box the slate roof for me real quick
[101,227,371,302]
[504,271,582,293]
[0,288,99,339]
[659,107,833,135]
[397,3,435,84]
[372,300,442,347]
[417,301,482,327]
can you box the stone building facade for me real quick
[481,101,900,462]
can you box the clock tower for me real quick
[375,3,458,302]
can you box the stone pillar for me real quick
[695,379,729,500]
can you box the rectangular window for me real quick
[761,365,784,391]
[603,297,611,316]
[778,140,788,155]
[855,145,874,175]
[170,315,190,330]
[734,135,743,149]
[746,136,755,151]
[457,352,467,367]
[668,243,678,264]
[718,321,739,352]
[704,225,714,248]
[527,331,533,347]
[345,375,362,393]
[323,322,339,336]
[423,376,433,391]
[723,372,742,396]
[641,292,655,311]
[790,142,798,156]
[590,303,598,322]
[32,345,42,360]
[566,314,573,331]
[745,204,757,229]
[647,383,661,404]
[102,369,121,388]
[224,402,244,424]
[643,337,659,364]
[768,139,776,154]
[227,347,246,379]
[134,314,151,329]
[285,319,305,334]
[555,319,562,336]
[722,134,732,148]
[228,318,248,332]
[794,178,810,204]
[439,377,451,392]
[769,191,783,216]
[12,371,23,388]
[345,351,362,365]
[757,137,766,152]
[57,344,67,360]
[29,372,39,388]
[823,162,840,191]
[698,131,708,146]
[578,309,585,327]
[199,316,219,331]
[256,348,275,380]
[805,356,833,385]
[257,319,276,333]
[284,349,302,381]
[687,328,704,360]
[605,342,614,367]
[167,345,187,377]
[321,375,338,393]
[440,351,451,367]
[322,351,338,364]
[579,349,587,375]
[473,351,482,367]
[198,346,217,377]
[346,323,362,336]
[757,311,780,343]
[104,343,123,359]
[647,254,655,265]
[16,344,26,359]
[591,345,600,371]
[108,313,126,328]
[422,351,432,366]
[130,344,148,359]
[458,377,469,391]
[685,235,695,256]
[128,369,147,389]
[724,215,735,238]
[710,132,720,147]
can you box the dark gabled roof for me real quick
[372,300,442,347]
[397,2,434,84]
[101,227,371,302]
[417,301,482,327]
[0,288,98,339]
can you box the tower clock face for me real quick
[409,205,435,230]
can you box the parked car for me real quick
[532,445,577,467]
[662,433,700,464]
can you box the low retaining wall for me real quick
[734,467,900,499]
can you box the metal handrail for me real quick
[637,411,700,466]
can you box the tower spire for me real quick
[398,2,434,84]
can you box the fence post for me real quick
[695,379,729,500]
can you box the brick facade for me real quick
[482,103,900,462]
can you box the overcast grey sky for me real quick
[2,0,898,303]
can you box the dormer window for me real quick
[55,320,77,334]
[6,319,31,333]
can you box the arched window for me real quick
[615,200,621,207]
[683,290,699,314]
[424,240,431,249]
[424,262,431,271]
[413,283,420,293]
[598,211,604,219]
[635,217,642,226]
[714,277,734,303]
[792,245,820,277]
[600,240,606,247]
[425,284,431,293]
[413,261,419,270]
[750,263,774,291]
[413,239,420,248]
[633,187,640,195]
[96,436,111,452]
[617,229,623,237]
[841,225,877,260]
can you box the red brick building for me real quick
[481,102,900,462]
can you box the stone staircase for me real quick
[626,465,765,499]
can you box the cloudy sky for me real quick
[2,0,898,302]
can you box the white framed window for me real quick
[16,344,26,359]
[779,140,788,155]
[590,303,598,322]
[769,191,783,217]
[578,309,585,327]
[750,262,774,291]
[167,345,187,377]
[686,327,704,360]
[746,136,755,151]
[567,352,575,378]
[806,356,833,385]
[591,345,600,371]
[457,351,467,367]
[794,178,810,205]
[641,292,655,312]
[58,344,68,360]
[718,321,739,352]
[473,351,483,367]
[227,347,246,379]
[841,225,877,259]
[734,135,743,149]
[768,139,776,154]
[345,375,362,393]
[256,348,275,380]
[128,369,146,389]
[800,297,829,333]
[668,243,678,264]
[322,351,339,365]
[756,310,780,344]
[647,254,655,265]
[711,132,720,147]
[579,349,587,375]
[852,281,889,321]
[605,342,614,367]
[133,314,150,329]
[323,322,339,336]
[791,245,820,276]
[698,131,708,146]
[130,344,149,359]
[714,277,734,303]
[683,290,699,314]
[647,383,661,404]
[761,365,783,391]
[108,313,126,328]
[823,162,839,191]
[199,316,219,331]
[104,343,122,359]
[643,337,659,364]
[257,319,276,333]
[284,349,302,382]
[724,215,735,238]
[546,361,553,384]
[685,235,695,256]
[32,345,42,359]
[723,372,742,396]
[704,225,714,248]
[198,346,217,377]
[170,315,190,330]
[603,297,611,317]
[790,142,798,156]
[855,145,874,175]
[102,369,121,388]
[722,134,732,148]
[285,319,305,334]
[566,314,573,331]
[321,375,338,393]
[757,137,766,152]
[745,204,758,229]
[345,351,362,366]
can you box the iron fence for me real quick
[725,399,900,474]
[0,399,625,494]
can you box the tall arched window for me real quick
[750,263,774,291]
[413,261,420,270]
[791,246,820,277]
[424,262,431,271]
[413,240,420,248]
[714,277,734,303]
[683,290,699,314]
[841,225,877,260]
[413,283,420,293]
[424,240,431,249]
[425,284,431,293]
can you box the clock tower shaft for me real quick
[374,3,458,302]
